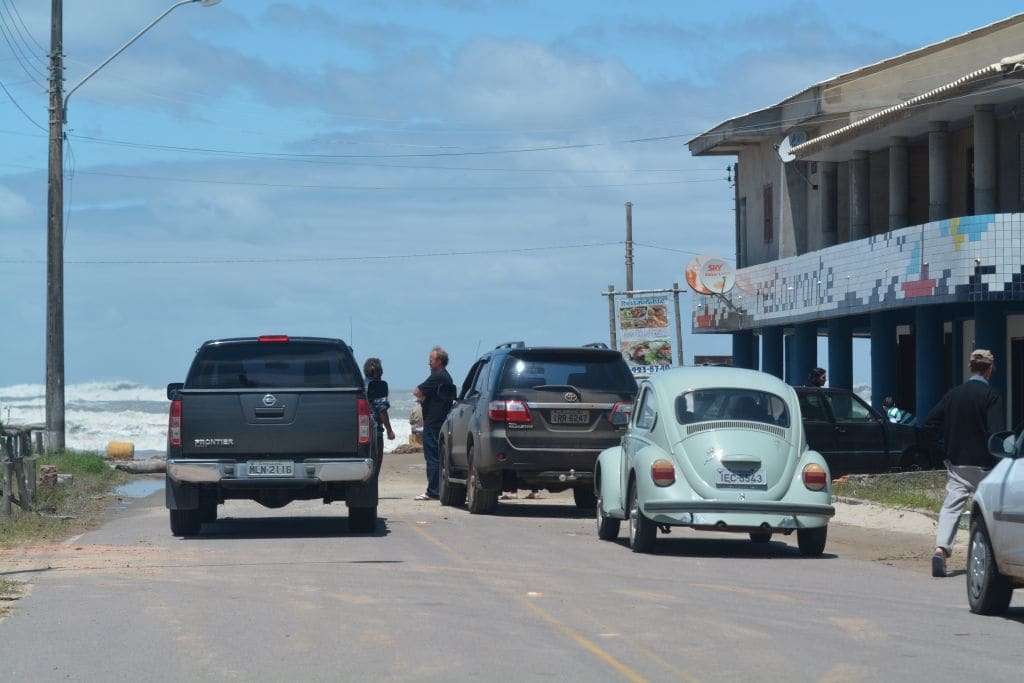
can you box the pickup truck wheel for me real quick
[627,481,656,553]
[596,494,621,541]
[797,526,827,557]
[573,487,597,510]
[438,439,466,507]
[348,506,377,533]
[967,518,1014,615]
[169,508,202,537]
[465,451,497,515]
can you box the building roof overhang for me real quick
[791,54,1024,160]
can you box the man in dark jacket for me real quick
[923,349,1004,577]
[413,346,455,501]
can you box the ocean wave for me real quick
[0,381,168,404]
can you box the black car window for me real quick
[459,362,483,400]
[500,353,636,393]
[827,393,875,423]
[798,392,830,422]
[187,342,361,389]
[676,388,790,428]
[471,360,490,395]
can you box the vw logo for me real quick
[564,392,579,403]
[262,394,277,407]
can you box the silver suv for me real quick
[438,342,637,513]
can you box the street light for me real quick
[45,0,221,451]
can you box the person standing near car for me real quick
[364,357,396,446]
[923,349,1004,577]
[413,346,455,501]
[806,367,827,388]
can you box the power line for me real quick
[3,0,46,54]
[0,240,625,265]
[0,9,44,89]
[634,241,736,261]
[0,76,43,131]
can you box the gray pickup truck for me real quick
[164,336,379,536]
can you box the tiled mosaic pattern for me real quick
[692,213,1024,332]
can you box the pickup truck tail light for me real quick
[357,399,371,445]
[168,399,182,448]
[488,400,532,424]
[258,335,289,343]
[651,459,675,487]
[802,463,828,491]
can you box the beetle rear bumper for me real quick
[642,500,834,530]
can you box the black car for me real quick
[438,342,638,513]
[796,387,937,476]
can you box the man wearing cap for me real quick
[923,349,1004,577]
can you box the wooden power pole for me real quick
[624,201,634,291]
[46,0,65,452]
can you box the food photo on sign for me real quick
[616,295,677,375]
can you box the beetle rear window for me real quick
[675,388,789,427]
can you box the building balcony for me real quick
[692,212,1024,333]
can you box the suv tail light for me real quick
[357,399,371,445]
[651,459,675,487]
[168,399,182,448]
[258,335,289,343]
[608,401,632,425]
[802,463,828,491]
[488,400,532,424]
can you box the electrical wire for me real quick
[3,0,46,55]
[0,76,43,131]
[634,241,735,261]
[0,240,625,265]
[0,9,44,89]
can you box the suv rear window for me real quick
[186,342,361,389]
[676,388,789,427]
[499,352,636,393]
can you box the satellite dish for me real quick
[775,129,808,163]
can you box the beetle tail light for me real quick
[651,459,676,487]
[802,463,828,491]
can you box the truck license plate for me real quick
[715,465,766,488]
[247,461,294,477]
[550,410,589,425]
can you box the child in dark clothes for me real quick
[364,357,396,442]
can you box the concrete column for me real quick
[928,121,949,221]
[827,317,853,389]
[787,323,817,386]
[850,151,870,240]
[870,311,897,411]
[761,327,784,379]
[974,302,1007,402]
[731,331,758,370]
[915,306,945,420]
[973,105,996,215]
[888,137,908,229]
[819,161,838,246]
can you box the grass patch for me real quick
[0,451,128,548]
[0,577,19,599]
[833,470,948,514]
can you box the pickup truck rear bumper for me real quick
[167,458,374,484]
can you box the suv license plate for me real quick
[715,465,766,488]
[247,461,294,477]
[550,410,589,425]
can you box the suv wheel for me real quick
[596,494,621,540]
[438,437,466,507]
[627,481,656,553]
[465,447,497,515]
[169,508,202,537]
[967,518,1014,615]
[348,506,377,533]
[573,486,597,510]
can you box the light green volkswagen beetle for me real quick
[594,366,835,555]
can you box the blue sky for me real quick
[2,0,1022,389]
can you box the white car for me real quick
[967,430,1024,614]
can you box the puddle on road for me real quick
[115,478,165,498]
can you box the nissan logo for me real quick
[564,392,579,402]
[262,394,277,407]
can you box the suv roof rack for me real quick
[582,342,609,349]
[494,341,527,350]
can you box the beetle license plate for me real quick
[715,465,766,488]
[549,410,589,425]
[247,461,294,477]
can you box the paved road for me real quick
[1,453,1021,682]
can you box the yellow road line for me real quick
[410,524,650,683]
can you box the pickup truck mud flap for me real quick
[166,476,199,510]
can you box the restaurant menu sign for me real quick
[617,296,677,377]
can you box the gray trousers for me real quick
[935,463,987,552]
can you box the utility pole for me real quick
[624,201,634,292]
[45,0,64,452]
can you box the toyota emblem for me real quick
[262,394,277,407]
[564,392,579,402]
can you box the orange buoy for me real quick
[105,441,135,461]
